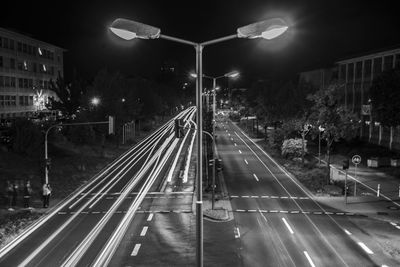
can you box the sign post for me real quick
[352,155,361,196]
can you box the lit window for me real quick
[38,47,43,55]
[23,61,28,70]
[43,64,46,72]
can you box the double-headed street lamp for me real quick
[109,17,288,267]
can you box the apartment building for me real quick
[0,27,64,120]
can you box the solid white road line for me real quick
[253,174,259,181]
[344,229,352,236]
[147,213,154,221]
[303,251,316,267]
[282,218,294,234]
[244,159,248,165]
[131,244,141,256]
[140,226,148,236]
[358,242,374,254]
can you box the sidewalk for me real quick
[308,142,400,223]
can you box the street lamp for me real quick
[91,97,100,106]
[318,125,325,165]
[109,17,288,267]
[189,70,240,210]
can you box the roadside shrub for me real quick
[268,128,285,150]
[281,138,307,158]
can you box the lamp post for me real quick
[190,71,239,209]
[109,17,288,267]
[318,125,325,165]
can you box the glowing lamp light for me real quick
[91,97,100,106]
[109,27,137,40]
[190,73,197,78]
[109,18,161,40]
[237,18,288,40]
[261,26,288,40]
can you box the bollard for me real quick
[377,184,380,197]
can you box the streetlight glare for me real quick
[237,18,288,40]
[109,18,161,40]
[91,97,100,106]
[224,71,239,78]
[109,27,137,40]
[261,26,288,40]
[190,73,197,78]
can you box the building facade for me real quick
[337,47,400,149]
[0,27,64,120]
[298,67,336,90]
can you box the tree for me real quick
[47,71,84,118]
[370,67,400,127]
[308,83,359,183]
[9,118,42,155]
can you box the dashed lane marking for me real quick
[229,195,310,200]
[147,213,154,221]
[253,174,259,181]
[282,217,294,234]
[304,251,316,267]
[140,226,148,236]
[131,244,141,256]
[234,227,241,238]
[244,159,248,165]
[344,229,352,235]
[239,150,242,154]
[231,210,359,216]
[358,242,374,254]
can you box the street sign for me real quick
[352,155,361,165]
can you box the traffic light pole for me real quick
[44,119,114,185]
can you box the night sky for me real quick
[2,1,399,85]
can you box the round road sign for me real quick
[352,155,361,165]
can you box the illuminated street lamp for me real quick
[109,17,288,267]
[91,97,100,106]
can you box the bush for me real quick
[281,138,307,158]
[268,128,285,150]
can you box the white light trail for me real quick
[282,218,294,234]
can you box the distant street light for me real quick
[91,97,100,106]
[318,125,325,165]
[109,17,288,267]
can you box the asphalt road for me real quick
[216,118,390,267]
[0,107,196,267]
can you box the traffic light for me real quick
[342,159,349,170]
[174,119,185,138]
[216,159,222,171]
[108,116,115,135]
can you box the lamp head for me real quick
[109,18,161,40]
[225,71,240,78]
[237,18,288,40]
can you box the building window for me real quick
[0,56,2,67]
[3,38,9,49]
[395,54,400,68]
[355,62,362,80]
[4,77,10,87]
[364,59,372,79]
[29,96,33,105]
[28,79,33,88]
[17,42,22,52]
[38,47,43,56]
[42,64,47,72]
[23,79,28,88]
[0,95,4,107]
[384,55,394,71]
[19,96,24,106]
[9,39,14,50]
[0,76,3,87]
[11,77,16,88]
[0,37,2,47]
[18,78,23,88]
[5,95,10,106]
[10,96,16,106]
[22,43,27,53]
[33,63,37,73]
[10,58,15,69]
[17,61,23,70]
[373,57,382,75]
[23,60,28,71]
